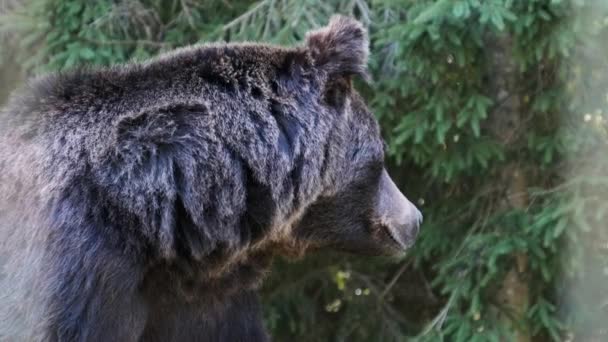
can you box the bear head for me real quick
[272,16,423,256]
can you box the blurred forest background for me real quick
[1,0,608,341]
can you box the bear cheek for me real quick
[372,169,422,252]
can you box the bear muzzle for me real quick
[375,169,423,251]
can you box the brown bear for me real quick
[0,16,422,341]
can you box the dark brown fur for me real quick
[0,16,406,341]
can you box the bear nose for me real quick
[411,208,423,238]
[375,169,423,250]
[399,207,422,245]
[386,207,421,250]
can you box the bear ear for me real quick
[305,15,370,82]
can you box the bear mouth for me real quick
[380,223,410,252]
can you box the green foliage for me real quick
[0,0,252,70]
[1,0,608,341]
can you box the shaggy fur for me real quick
[0,16,414,341]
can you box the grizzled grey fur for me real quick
[0,16,421,341]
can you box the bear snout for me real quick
[375,169,422,250]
